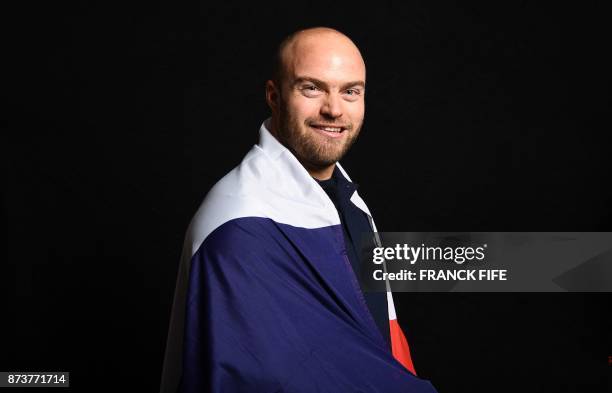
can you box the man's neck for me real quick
[306,163,335,180]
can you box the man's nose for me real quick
[320,93,343,119]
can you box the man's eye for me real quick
[346,89,360,96]
[303,85,318,91]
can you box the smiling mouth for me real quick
[309,124,348,137]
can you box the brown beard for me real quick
[276,100,362,170]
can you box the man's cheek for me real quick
[294,98,321,113]
[350,103,365,121]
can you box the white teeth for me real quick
[322,127,341,132]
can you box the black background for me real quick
[3,1,611,392]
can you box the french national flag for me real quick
[160,119,437,393]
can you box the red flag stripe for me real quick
[389,319,417,375]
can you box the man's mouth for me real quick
[309,124,348,138]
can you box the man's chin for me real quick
[302,150,346,168]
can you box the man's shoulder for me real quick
[182,139,344,258]
[197,216,282,255]
[185,146,273,253]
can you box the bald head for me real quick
[272,27,366,88]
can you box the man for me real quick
[161,27,437,393]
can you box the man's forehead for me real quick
[279,29,366,84]
[285,43,365,84]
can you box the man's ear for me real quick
[265,80,280,112]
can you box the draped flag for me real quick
[160,119,437,393]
